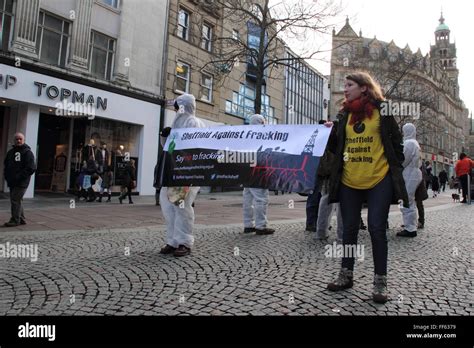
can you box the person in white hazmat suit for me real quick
[397,123,422,238]
[159,93,205,256]
[242,114,275,235]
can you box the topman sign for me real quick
[0,74,17,89]
[33,81,107,110]
[0,73,107,111]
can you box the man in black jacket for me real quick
[438,169,448,192]
[3,132,36,227]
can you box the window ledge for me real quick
[199,98,214,106]
[174,35,214,55]
[94,1,121,14]
[225,111,246,120]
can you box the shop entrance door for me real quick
[35,114,71,192]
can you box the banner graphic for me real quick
[162,124,331,193]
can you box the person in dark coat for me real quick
[431,175,440,197]
[119,159,136,204]
[3,132,36,227]
[85,159,99,202]
[438,169,448,192]
[98,165,113,202]
[324,72,409,304]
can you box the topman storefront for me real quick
[0,63,161,198]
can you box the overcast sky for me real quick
[305,0,473,114]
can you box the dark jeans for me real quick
[9,187,27,223]
[120,185,133,202]
[155,189,160,204]
[440,182,446,192]
[339,175,393,276]
[416,199,424,224]
[305,191,322,229]
[459,174,468,201]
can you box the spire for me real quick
[335,16,358,38]
[435,11,449,32]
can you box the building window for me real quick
[89,31,116,80]
[36,11,71,67]
[177,9,190,41]
[201,23,212,51]
[200,72,213,102]
[176,61,190,93]
[100,0,120,8]
[225,83,275,123]
[0,0,13,52]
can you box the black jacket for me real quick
[123,164,136,186]
[438,170,448,183]
[327,104,409,208]
[4,144,36,188]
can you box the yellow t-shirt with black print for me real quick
[342,109,389,189]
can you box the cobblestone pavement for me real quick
[0,189,457,231]
[0,198,472,316]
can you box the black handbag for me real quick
[415,179,428,201]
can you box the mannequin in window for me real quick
[96,142,110,174]
[83,138,97,162]
[74,143,84,172]
[116,145,125,156]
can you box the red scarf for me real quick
[343,96,375,125]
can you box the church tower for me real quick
[430,12,459,96]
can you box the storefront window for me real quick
[70,117,141,189]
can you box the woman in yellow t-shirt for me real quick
[324,72,409,304]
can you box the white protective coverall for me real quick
[243,114,270,230]
[160,93,205,248]
[400,123,422,232]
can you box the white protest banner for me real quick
[161,124,332,193]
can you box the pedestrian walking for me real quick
[314,120,343,242]
[159,93,205,257]
[118,159,136,204]
[414,161,429,229]
[397,123,422,238]
[438,169,448,192]
[431,175,439,197]
[243,114,275,235]
[324,71,408,304]
[3,132,36,227]
[85,158,99,202]
[455,153,474,203]
[425,161,432,191]
[98,165,113,202]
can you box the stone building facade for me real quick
[0,0,167,197]
[163,0,288,128]
[330,15,469,176]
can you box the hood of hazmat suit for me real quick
[249,114,266,125]
[172,93,206,129]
